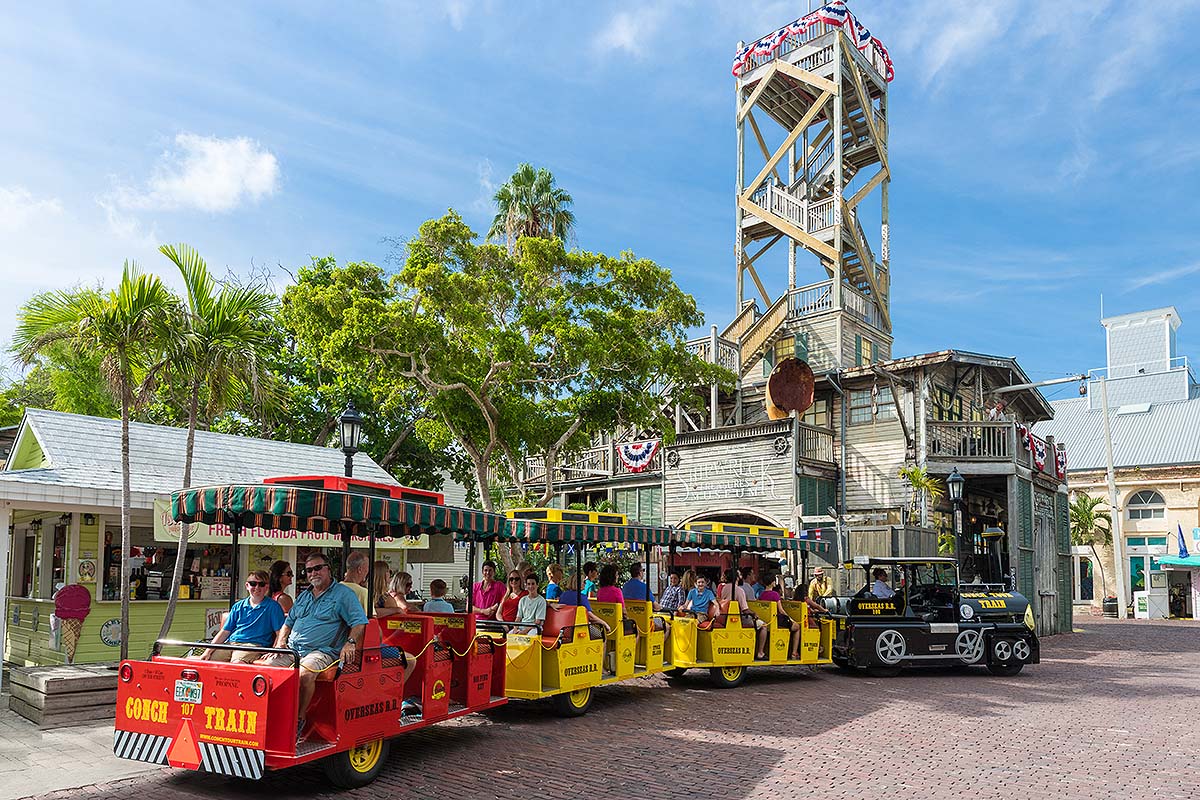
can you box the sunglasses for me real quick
[305,564,328,575]
[508,576,521,582]
[284,571,293,577]
[246,580,267,588]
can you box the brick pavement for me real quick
[17,618,1200,800]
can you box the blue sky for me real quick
[2,1,1199,403]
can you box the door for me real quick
[1033,493,1057,637]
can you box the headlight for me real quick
[959,603,974,620]
[1023,606,1035,630]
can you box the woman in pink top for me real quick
[717,568,768,660]
[595,565,625,605]
[761,575,801,659]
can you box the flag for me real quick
[1179,524,1191,559]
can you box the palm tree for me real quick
[13,264,180,660]
[155,244,279,639]
[1069,493,1112,600]
[897,464,945,526]
[486,163,575,250]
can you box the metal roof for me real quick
[0,409,396,506]
[1033,386,1200,471]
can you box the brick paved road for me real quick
[24,618,1200,800]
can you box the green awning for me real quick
[171,484,510,538]
[677,529,830,553]
[495,519,677,546]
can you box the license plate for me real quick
[174,679,202,704]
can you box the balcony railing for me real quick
[927,421,1013,461]
[926,421,1066,481]
[797,422,834,464]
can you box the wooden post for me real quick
[735,56,746,315]
[710,325,720,429]
[0,503,11,671]
[831,34,844,312]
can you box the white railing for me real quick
[788,280,834,318]
[843,283,884,330]
[807,136,835,182]
[807,197,835,232]
[927,422,1014,461]
[687,336,740,373]
[739,25,836,78]
[766,183,805,228]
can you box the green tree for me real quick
[344,212,725,513]
[155,244,279,640]
[486,163,575,250]
[898,465,945,525]
[273,256,460,492]
[12,265,181,659]
[1070,493,1112,599]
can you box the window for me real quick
[849,387,897,425]
[934,387,964,421]
[774,336,795,365]
[613,486,663,526]
[802,398,830,428]
[1127,490,1165,520]
[855,335,874,367]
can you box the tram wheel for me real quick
[552,687,593,717]
[709,665,746,689]
[323,737,390,789]
[986,662,1024,677]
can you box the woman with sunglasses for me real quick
[269,560,294,615]
[495,570,527,622]
[198,569,285,663]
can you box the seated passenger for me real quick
[595,564,625,605]
[871,568,896,599]
[799,570,830,628]
[740,566,763,599]
[557,575,613,638]
[379,571,415,616]
[658,571,684,611]
[717,568,768,660]
[496,569,527,622]
[515,573,548,634]
[623,562,669,633]
[423,579,455,613]
[760,575,801,660]
[582,561,600,598]
[545,563,564,601]
[198,570,285,663]
[259,553,388,736]
[471,560,505,620]
[371,560,397,617]
[681,574,718,623]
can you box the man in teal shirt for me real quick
[262,553,367,736]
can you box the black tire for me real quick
[323,738,390,789]
[987,662,1024,677]
[551,687,593,717]
[709,665,746,688]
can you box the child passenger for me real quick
[423,579,454,613]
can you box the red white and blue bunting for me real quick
[1016,423,1046,472]
[1055,448,1067,480]
[732,1,895,81]
[616,440,661,473]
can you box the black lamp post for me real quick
[947,467,965,562]
[339,401,364,478]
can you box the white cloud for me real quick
[0,187,62,232]
[472,157,496,213]
[109,133,280,214]
[593,8,667,56]
[444,0,470,31]
[1125,263,1200,292]
[891,2,1017,86]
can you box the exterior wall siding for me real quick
[664,430,795,527]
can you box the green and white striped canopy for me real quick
[171,484,509,538]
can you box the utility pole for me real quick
[1100,376,1127,619]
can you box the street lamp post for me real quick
[339,401,363,478]
[947,467,965,564]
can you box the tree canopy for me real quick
[486,163,575,250]
[305,211,728,509]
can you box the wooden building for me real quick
[514,9,1073,636]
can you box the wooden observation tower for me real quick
[729,5,894,376]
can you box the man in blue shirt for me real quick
[261,553,367,733]
[199,569,284,663]
[621,562,656,606]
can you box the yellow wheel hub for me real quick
[721,666,743,681]
[568,688,591,708]
[348,739,383,773]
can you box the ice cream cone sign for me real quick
[53,584,91,665]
